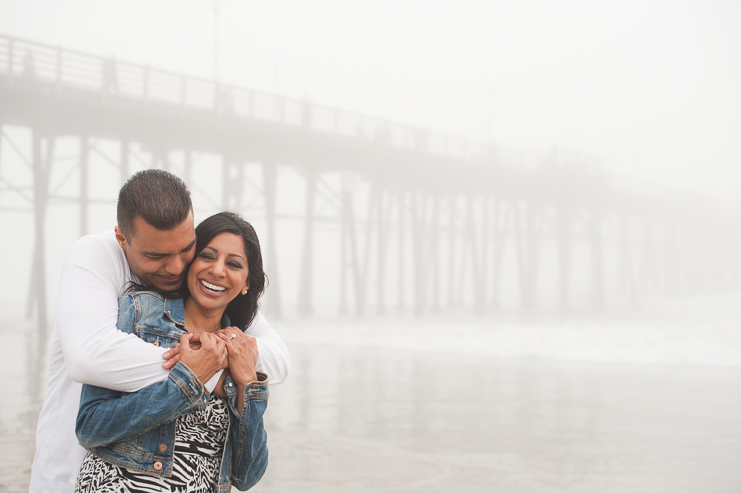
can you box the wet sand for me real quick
[2,323,741,492]
[0,316,48,493]
[253,343,741,493]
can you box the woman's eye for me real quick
[199,253,215,260]
[228,261,243,269]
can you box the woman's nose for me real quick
[209,259,226,277]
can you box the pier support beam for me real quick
[515,201,542,313]
[429,195,441,314]
[468,195,486,316]
[358,183,380,316]
[411,192,430,316]
[26,132,54,336]
[556,206,574,314]
[297,169,316,316]
[490,198,507,310]
[262,161,282,318]
[616,216,638,308]
[376,188,390,315]
[589,208,606,310]
[397,191,406,310]
[339,177,364,316]
[446,195,458,308]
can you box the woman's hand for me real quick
[216,327,259,386]
[179,332,228,386]
[217,327,259,413]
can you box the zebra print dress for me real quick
[75,393,230,493]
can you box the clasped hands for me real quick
[162,327,259,397]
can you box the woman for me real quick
[75,212,269,493]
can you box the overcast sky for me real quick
[1,0,740,199]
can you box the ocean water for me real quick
[1,293,740,492]
[281,292,741,368]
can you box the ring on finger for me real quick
[228,333,237,341]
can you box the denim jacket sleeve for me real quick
[75,294,208,448]
[224,372,270,491]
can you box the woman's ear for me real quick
[242,281,250,295]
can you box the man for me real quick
[29,170,290,492]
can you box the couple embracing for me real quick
[30,170,291,492]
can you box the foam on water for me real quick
[279,292,741,368]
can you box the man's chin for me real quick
[159,284,183,293]
[149,278,184,293]
[158,285,183,293]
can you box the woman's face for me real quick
[186,232,250,313]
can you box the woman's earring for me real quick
[242,288,248,295]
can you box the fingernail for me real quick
[163,352,170,358]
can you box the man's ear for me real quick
[114,226,128,252]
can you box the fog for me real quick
[1,1,741,491]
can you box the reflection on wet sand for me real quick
[254,344,741,493]
[0,317,47,493]
[1,323,740,492]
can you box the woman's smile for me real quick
[199,279,227,294]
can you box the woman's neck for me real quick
[183,297,222,334]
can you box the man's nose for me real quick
[164,255,185,275]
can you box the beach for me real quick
[2,296,741,492]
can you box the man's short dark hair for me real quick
[117,169,193,239]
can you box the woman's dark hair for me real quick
[187,211,267,331]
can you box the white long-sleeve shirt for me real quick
[29,231,290,493]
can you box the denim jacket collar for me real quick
[163,297,185,327]
[160,293,230,330]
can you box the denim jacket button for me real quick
[153,340,160,347]
[158,444,167,453]
[153,461,163,471]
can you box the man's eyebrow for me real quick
[142,239,196,257]
[180,238,197,253]
[141,250,166,257]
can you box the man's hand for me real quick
[162,333,205,369]
[178,333,228,384]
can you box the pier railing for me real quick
[0,33,507,163]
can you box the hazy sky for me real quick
[1,0,740,199]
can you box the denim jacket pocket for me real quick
[92,419,178,476]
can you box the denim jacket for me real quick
[75,291,269,492]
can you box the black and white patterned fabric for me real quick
[75,393,229,493]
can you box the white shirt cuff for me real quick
[204,369,224,393]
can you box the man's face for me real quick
[115,212,196,292]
